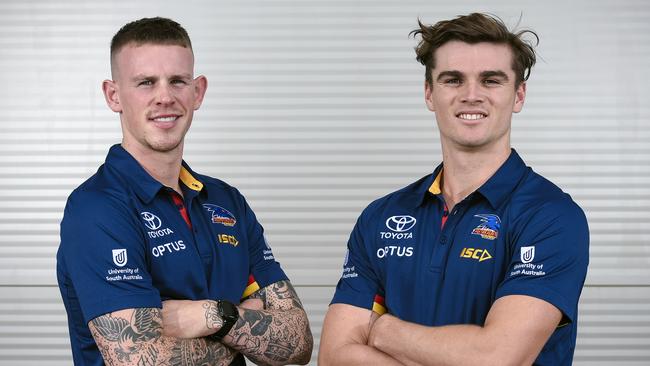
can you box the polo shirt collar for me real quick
[476,149,527,209]
[411,164,443,208]
[416,148,527,209]
[105,144,204,204]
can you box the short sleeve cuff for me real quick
[83,291,162,323]
[252,265,289,290]
[330,289,375,311]
[496,284,574,323]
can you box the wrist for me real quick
[368,313,393,348]
[203,300,224,332]
[208,300,239,341]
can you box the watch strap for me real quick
[211,300,239,341]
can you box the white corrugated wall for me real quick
[0,0,648,364]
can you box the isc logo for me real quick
[218,234,239,247]
[460,247,493,262]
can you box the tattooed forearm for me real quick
[203,301,223,330]
[223,280,313,365]
[249,280,303,310]
[89,308,237,366]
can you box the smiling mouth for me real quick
[150,115,180,122]
[457,113,487,121]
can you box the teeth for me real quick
[153,116,177,122]
[458,113,486,120]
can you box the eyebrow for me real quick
[170,73,193,80]
[436,70,510,82]
[436,70,463,82]
[480,70,509,81]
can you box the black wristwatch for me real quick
[209,300,239,341]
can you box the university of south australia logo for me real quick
[520,246,535,264]
[112,249,127,267]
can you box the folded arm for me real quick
[89,307,236,366]
[368,295,562,366]
[162,279,313,365]
[319,303,404,366]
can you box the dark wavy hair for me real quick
[411,13,538,87]
[110,17,192,73]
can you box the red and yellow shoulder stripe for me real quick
[372,294,387,315]
[241,274,260,299]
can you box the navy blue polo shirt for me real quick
[57,144,287,366]
[331,149,589,365]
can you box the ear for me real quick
[424,81,435,112]
[513,81,526,113]
[102,79,122,113]
[192,75,208,110]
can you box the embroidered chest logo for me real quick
[460,247,493,262]
[380,215,417,240]
[471,214,501,240]
[203,204,237,227]
[386,215,417,232]
[140,211,175,238]
[140,211,162,230]
[218,234,239,247]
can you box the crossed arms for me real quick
[319,294,562,366]
[89,280,313,365]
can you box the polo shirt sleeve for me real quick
[495,197,589,324]
[331,208,383,310]
[241,195,288,289]
[59,191,161,324]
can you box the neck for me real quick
[121,141,184,195]
[440,144,510,210]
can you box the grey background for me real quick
[0,0,649,364]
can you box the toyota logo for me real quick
[385,215,416,232]
[140,211,162,230]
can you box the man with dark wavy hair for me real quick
[57,17,312,366]
[320,13,588,365]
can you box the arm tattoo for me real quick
[224,280,313,365]
[89,308,237,366]
[203,301,223,330]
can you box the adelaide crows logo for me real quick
[471,214,501,240]
[203,204,237,227]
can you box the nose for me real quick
[155,83,175,106]
[460,80,484,104]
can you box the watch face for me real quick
[211,300,239,340]
[220,300,238,319]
